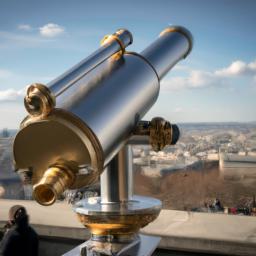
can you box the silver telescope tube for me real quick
[48,29,133,97]
[24,29,133,117]
[54,26,192,165]
[14,26,193,205]
[140,26,193,79]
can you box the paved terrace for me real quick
[0,199,256,255]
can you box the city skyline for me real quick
[0,0,256,128]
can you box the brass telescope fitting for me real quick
[33,161,77,206]
[76,208,160,236]
[133,117,180,151]
[100,29,133,55]
[24,83,55,118]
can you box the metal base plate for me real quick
[73,196,162,216]
[62,234,161,256]
[73,196,162,236]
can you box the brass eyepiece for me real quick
[24,83,55,117]
[33,162,77,206]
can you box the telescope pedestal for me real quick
[75,195,161,237]
[63,234,160,256]
[70,146,161,255]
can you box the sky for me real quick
[0,0,256,128]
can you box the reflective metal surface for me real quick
[24,29,133,117]
[33,160,77,206]
[48,29,133,97]
[13,109,102,190]
[141,26,193,79]
[24,83,55,117]
[128,135,150,145]
[74,195,161,236]
[74,195,161,216]
[73,145,161,238]
[56,53,160,167]
[133,117,180,151]
[62,234,161,256]
[101,145,133,203]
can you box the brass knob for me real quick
[24,83,55,117]
[133,117,180,151]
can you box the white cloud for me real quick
[173,107,183,113]
[215,60,256,77]
[0,88,25,102]
[0,31,54,49]
[39,23,65,37]
[172,65,192,72]
[18,24,32,31]
[162,70,223,91]
[162,59,256,91]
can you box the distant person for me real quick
[203,202,210,212]
[78,191,83,200]
[0,205,39,256]
[252,195,256,208]
[214,198,223,211]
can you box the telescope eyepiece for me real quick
[33,184,56,206]
[33,161,77,206]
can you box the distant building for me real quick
[1,128,10,138]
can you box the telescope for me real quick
[13,25,193,255]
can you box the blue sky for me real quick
[0,0,256,128]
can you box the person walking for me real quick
[0,205,39,256]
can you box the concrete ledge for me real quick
[151,235,256,256]
[1,199,256,255]
[32,224,89,240]
[141,210,256,255]
[0,222,88,243]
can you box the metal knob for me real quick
[133,117,180,151]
